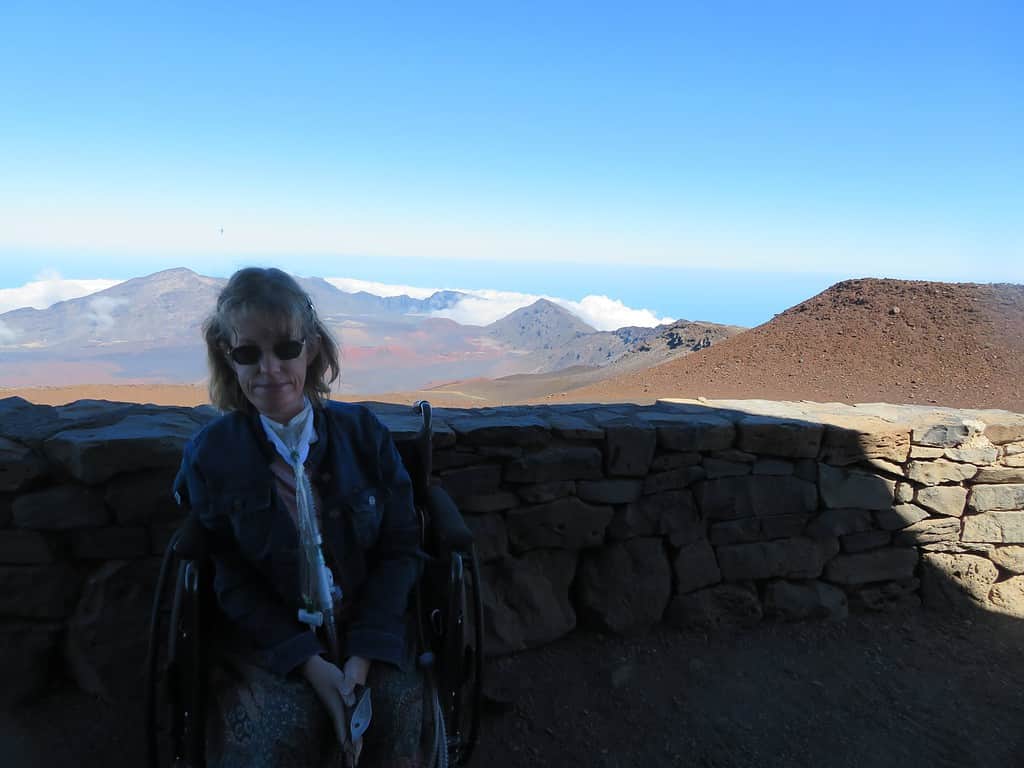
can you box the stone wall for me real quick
[2,395,1023,706]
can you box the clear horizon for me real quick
[1,3,1021,326]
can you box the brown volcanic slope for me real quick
[565,279,1024,411]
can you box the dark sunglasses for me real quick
[228,338,305,366]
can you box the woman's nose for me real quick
[258,349,283,373]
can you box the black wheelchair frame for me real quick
[144,401,483,767]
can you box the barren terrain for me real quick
[566,279,1024,412]
[6,279,1022,413]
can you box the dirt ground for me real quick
[5,607,1023,768]
[570,279,1024,412]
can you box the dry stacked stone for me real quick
[2,395,1023,707]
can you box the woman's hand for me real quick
[301,655,372,765]
[301,655,351,747]
[342,655,371,698]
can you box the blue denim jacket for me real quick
[173,401,423,676]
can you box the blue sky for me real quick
[0,1,1020,327]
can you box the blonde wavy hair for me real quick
[203,267,340,412]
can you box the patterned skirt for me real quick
[205,654,425,768]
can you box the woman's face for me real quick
[227,312,319,423]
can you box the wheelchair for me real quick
[144,401,484,768]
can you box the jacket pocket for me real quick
[346,487,386,550]
[220,487,275,560]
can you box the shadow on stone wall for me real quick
[0,395,1022,766]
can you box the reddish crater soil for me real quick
[567,279,1024,411]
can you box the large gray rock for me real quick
[12,484,108,530]
[643,466,705,495]
[709,514,808,545]
[895,482,915,503]
[716,537,836,581]
[650,452,701,472]
[840,530,892,553]
[821,423,910,466]
[804,508,874,538]
[990,546,1024,574]
[457,491,520,514]
[967,484,1024,513]
[448,414,551,446]
[0,564,82,618]
[819,464,896,510]
[672,539,721,594]
[64,559,162,700]
[764,580,848,621]
[893,518,960,546]
[973,467,1024,484]
[43,412,198,484]
[0,530,63,564]
[919,553,998,612]
[824,548,918,585]
[916,485,968,517]
[665,584,762,630]
[752,459,795,476]
[655,416,735,453]
[702,459,751,479]
[465,514,509,562]
[515,481,575,504]
[875,503,930,531]
[505,497,613,553]
[988,576,1024,617]
[912,419,984,448]
[105,467,180,524]
[0,438,47,492]
[962,512,1024,543]
[504,446,604,483]
[576,479,643,505]
[480,550,578,655]
[906,460,978,485]
[696,475,817,521]
[944,438,999,465]
[0,621,61,707]
[604,423,656,477]
[577,538,671,633]
[736,416,824,459]
[439,464,502,498]
[0,397,61,447]
[544,413,604,440]
[629,490,702,546]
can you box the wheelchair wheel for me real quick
[437,548,484,766]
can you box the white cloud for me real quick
[325,276,675,330]
[562,295,674,330]
[430,288,673,330]
[0,271,123,314]
[324,277,439,300]
[0,319,15,343]
[85,296,128,330]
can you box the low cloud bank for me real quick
[0,270,122,314]
[325,277,438,300]
[0,319,16,344]
[325,277,673,330]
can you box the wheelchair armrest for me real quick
[425,485,474,555]
[173,514,210,561]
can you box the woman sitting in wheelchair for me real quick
[174,267,425,767]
